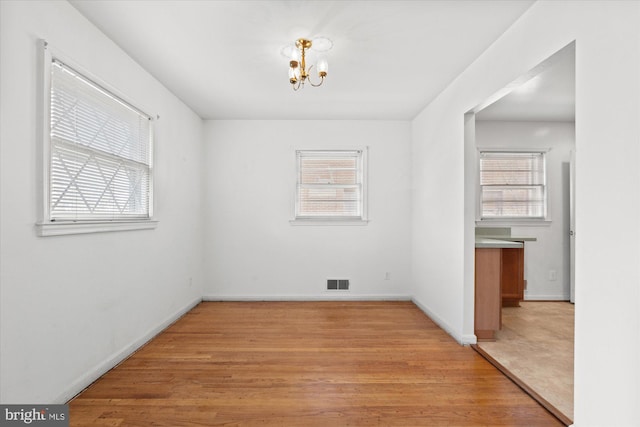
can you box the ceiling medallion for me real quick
[283,37,332,91]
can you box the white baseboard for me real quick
[202,294,413,302]
[56,296,202,403]
[524,294,570,301]
[411,298,476,345]
[459,333,477,345]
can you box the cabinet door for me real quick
[501,247,524,307]
[475,248,502,340]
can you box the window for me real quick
[38,47,154,235]
[479,151,546,220]
[295,150,367,221]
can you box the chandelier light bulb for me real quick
[317,57,328,77]
[290,49,299,63]
[288,66,299,83]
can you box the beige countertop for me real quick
[475,227,536,247]
[477,235,537,242]
[475,238,524,249]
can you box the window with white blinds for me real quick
[479,151,546,219]
[295,150,365,219]
[48,59,152,221]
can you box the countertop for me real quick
[475,227,536,248]
[476,235,537,242]
[475,238,524,249]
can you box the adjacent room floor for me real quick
[70,301,563,426]
[475,301,574,425]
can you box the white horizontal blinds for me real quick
[297,150,362,218]
[480,151,546,219]
[49,59,151,220]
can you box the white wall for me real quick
[412,1,640,425]
[475,121,575,300]
[0,1,205,403]
[203,120,412,300]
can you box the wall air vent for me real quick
[327,279,350,291]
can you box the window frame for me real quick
[36,40,157,236]
[477,149,549,224]
[291,148,368,226]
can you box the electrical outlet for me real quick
[549,270,557,281]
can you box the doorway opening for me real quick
[465,42,576,425]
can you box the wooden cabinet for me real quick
[474,245,525,341]
[474,248,502,341]
[501,247,524,307]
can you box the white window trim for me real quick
[36,40,157,236]
[36,220,159,237]
[476,148,550,226]
[291,148,369,225]
[289,218,370,226]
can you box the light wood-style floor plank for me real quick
[476,301,574,423]
[70,302,563,426]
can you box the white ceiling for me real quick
[70,0,536,120]
[476,42,575,122]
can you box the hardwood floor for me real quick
[70,301,563,426]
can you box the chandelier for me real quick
[285,37,332,91]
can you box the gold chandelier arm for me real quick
[307,65,325,87]
[308,77,324,87]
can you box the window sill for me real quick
[36,220,158,236]
[476,219,551,227]
[290,218,369,226]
